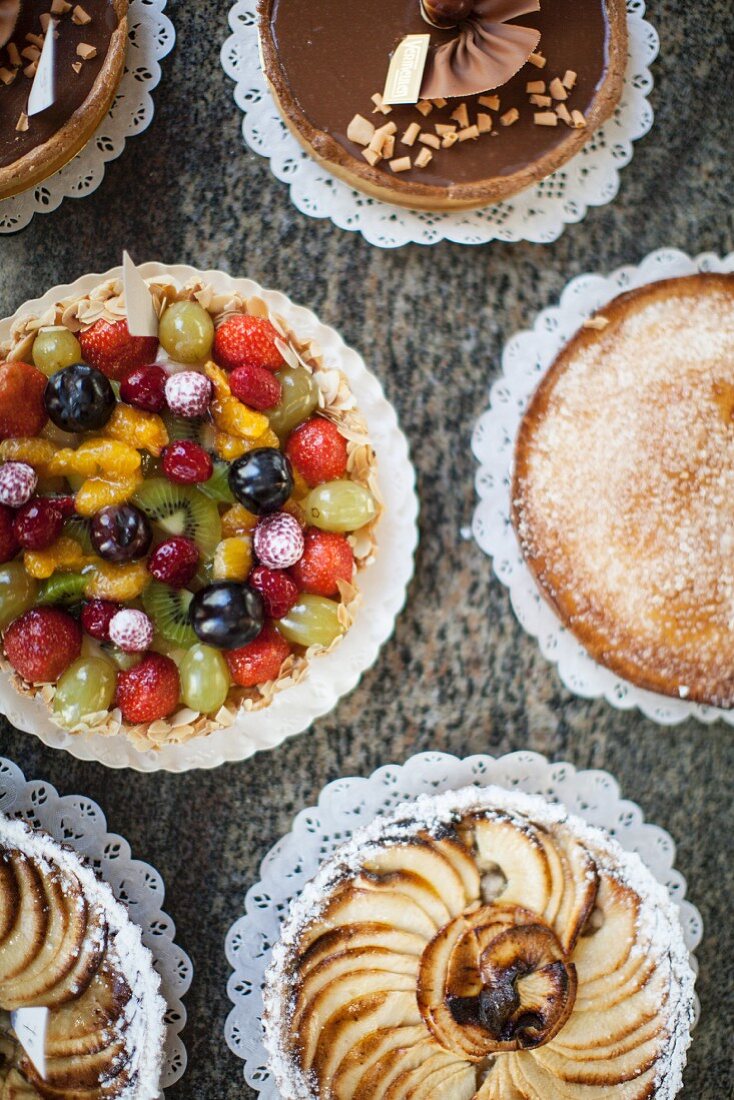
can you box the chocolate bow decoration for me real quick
[0,0,20,50]
[420,0,542,100]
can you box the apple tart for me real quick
[0,812,165,1097]
[263,785,695,1100]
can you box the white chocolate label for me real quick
[123,251,159,338]
[27,18,57,117]
[11,1006,48,1079]
[383,34,430,105]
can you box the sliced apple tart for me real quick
[263,786,695,1100]
[0,812,165,1097]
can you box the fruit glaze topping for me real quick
[0,276,380,749]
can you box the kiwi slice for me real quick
[142,582,198,648]
[199,459,235,504]
[132,478,221,559]
[38,573,87,605]
[161,410,202,443]
[63,516,94,555]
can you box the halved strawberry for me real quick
[3,608,81,683]
[79,320,159,382]
[115,653,180,724]
[290,529,354,597]
[0,362,48,440]
[225,624,291,687]
[285,417,348,486]
[213,315,285,373]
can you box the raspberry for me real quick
[285,418,348,487]
[165,371,212,419]
[0,463,37,509]
[147,537,199,588]
[228,363,282,411]
[109,609,154,654]
[119,365,168,413]
[162,441,213,485]
[3,608,82,683]
[115,653,180,724]
[79,320,159,382]
[51,496,77,519]
[81,600,122,642]
[249,565,299,620]
[225,624,291,687]
[13,499,64,551]
[290,529,354,597]
[253,512,304,570]
[213,315,285,373]
[0,505,20,563]
[0,362,48,441]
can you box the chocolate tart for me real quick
[0,0,128,201]
[258,0,628,212]
[0,811,165,1097]
[513,273,734,708]
[263,785,695,1100]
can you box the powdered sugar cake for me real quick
[512,273,734,707]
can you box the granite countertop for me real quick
[0,0,732,1096]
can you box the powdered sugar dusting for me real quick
[0,812,166,1099]
[514,275,734,706]
[263,784,695,1100]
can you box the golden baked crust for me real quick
[513,273,734,707]
[257,0,627,212]
[0,0,128,201]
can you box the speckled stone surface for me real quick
[0,1,732,1096]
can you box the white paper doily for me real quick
[224,750,703,1094]
[221,0,658,248]
[0,263,419,772]
[0,0,175,234]
[0,755,192,1094]
[472,248,734,726]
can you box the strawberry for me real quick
[285,418,348,487]
[228,363,282,411]
[0,505,19,563]
[290,529,354,597]
[226,623,291,687]
[79,320,159,382]
[115,653,180,724]
[213,315,285,373]
[0,362,48,440]
[249,565,299,619]
[3,608,81,683]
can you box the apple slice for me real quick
[1,1070,38,1099]
[363,840,468,920]
[299,887,438,948]
[0,854,47,985]
[0,855,19,948]
[552,1016,664,1064]
[292,947,419,1032]
[474,1057,527,1099]
[432,835,481,905]
[409,1059,475,1100]
[45,963,132,1060]
[551,967,668,1052]
[300,924,426,979]
[551,830,599,952]
[19,1032,129,1093]
[382,1049,464,1100]
[355,870,453,930]
[513,1048,660,1100]
[41,905,108,1009]
[356,1037,440,1100]
[535,1031,662,1085]
[571,875,639,985]
[332,1024,427,1100]
[471,815,553,916]
[576,951,657,1012]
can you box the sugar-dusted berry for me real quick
[109,609,154,654]
[4,607,82,683]
[286,417,348,487]
[165,371,212,419]
[213,314,285,373]
[79,319,159,381]
[249,565,299,620]
[115,653,180,724]
[225,623,291,688]
[253,511,304,570]
[290,528,354,597]
[0,463,37,509]
[0,362,48,441]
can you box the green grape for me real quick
[32,327,82,377]
[268,367,319,439]
[53,658,117,726]
[0,564,38,632]
[159,302,215,364]
[303,480,377,532]
[103,645,142,671]
[180,645,230,713]
[277,596,345,648]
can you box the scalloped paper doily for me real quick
[0,263,419,772]
[224,750,702,1094]
[0,756,192,1095]
[472,248,734,726]
[0,0,175,234]
[221,1,658,248]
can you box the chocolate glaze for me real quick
[270,0,613,187]
[0,0,119,169]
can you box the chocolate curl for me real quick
[0,0,20,49]
[420,0,541,100]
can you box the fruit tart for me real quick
[0,274,380,750]
[0,810,165,1097]
[259,0,627,211]
[0,0,128,200]
[264,785,695,1100]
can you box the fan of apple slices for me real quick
[0,814,165,1098]
[264,788,695,1100]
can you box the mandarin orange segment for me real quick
[221,503,259,538]
[212,536,253,582]
[84,560,150,601]
[103,405,169,457]
[24,537,89,579]
[0,437,55,472]
[211,397,270,441]
[74,471,145,517]
[47,438,142,479]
